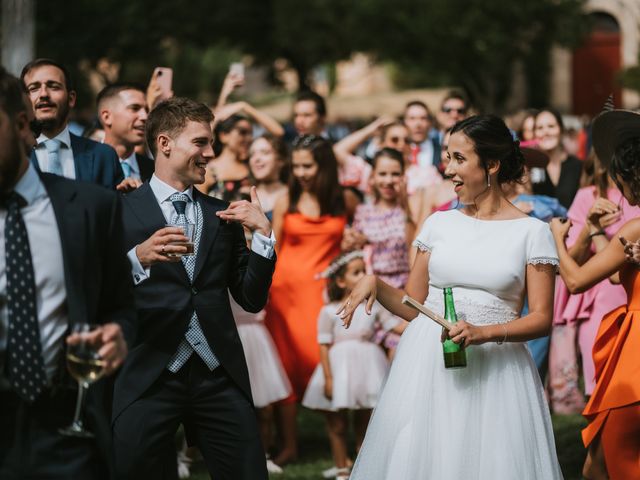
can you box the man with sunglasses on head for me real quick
[436,91,469,140]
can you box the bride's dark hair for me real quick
[450,115,525,185]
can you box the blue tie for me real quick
[166,192,220,372]
[120,162,132,179]
[44,139,63,176]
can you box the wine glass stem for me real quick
[71,381,88,428]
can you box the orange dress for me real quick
[265,213,346,401]
[582,265,640,479]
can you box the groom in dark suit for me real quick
[113,97,275,479]
[0,68,134,479]
[21,58,124,190]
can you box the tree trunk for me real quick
[1,0,35,76]
[290,59,311,92]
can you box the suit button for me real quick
[191,287,198,295]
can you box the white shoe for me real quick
[323,466,339,478]
[177,451,192,479]
[177,459,191,479]
[266,457,284,474]
[335,467,351,480]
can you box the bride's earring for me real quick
[486,173,491,188]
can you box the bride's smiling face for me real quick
[444,132,488,204]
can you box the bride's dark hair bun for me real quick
[450,115,525,184]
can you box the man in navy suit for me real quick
[21,58,124,190]
[97,83,155,186]
[113,97,275,479]
[0,67,134,479]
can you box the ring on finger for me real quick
[161,245,166,254]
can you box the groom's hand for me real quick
[216,186,272,237]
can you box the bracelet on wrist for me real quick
[496,323,508,345]
[589,230,606,239]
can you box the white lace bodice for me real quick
[413,209,558,318]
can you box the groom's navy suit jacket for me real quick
[112,184,276,420]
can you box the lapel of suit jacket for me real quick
[29,149,42,172]
[127,183,190,284]
[70,134,95,182]
[135,153,154,183]
[193,189,222,282]
[40,174,87,326]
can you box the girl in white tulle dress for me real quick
[302,251,400,480]
[338,115,564,480]
[229,296,291,473]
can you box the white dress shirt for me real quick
[416,138,435,168]
[34,125,76,179]
[120,151,141,181]
[128,174,276,285]
[0,164,68,387]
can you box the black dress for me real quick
[531,155,583,209]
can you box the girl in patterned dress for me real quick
[347,148,415,359]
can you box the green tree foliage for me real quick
[352,0,588,112]
[32,0,588,111]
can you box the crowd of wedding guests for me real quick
[1,56,638,480]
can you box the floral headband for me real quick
[316,250,364,279]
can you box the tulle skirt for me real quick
[350,298,563,480]
[302,340,389,411]
[236,322,291,408]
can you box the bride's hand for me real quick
[336,275,377,328]
[446,320,488,348]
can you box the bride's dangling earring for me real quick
[486,173,491,188]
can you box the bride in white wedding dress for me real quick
[338,115,563,480]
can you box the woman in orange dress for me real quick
[550,109,640,480]
[266,135,359,466]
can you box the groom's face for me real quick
[167,120,214,186]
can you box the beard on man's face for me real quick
[34,99,70,133]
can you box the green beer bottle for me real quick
[442,287,467,369]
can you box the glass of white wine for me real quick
[58,323,106,438]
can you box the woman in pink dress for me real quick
[548,152,640,413]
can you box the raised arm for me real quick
[550,217,640,293]
[333,116,393,167]
[239,102,285,137]
[215,71,244,111]
[567,197,620,264]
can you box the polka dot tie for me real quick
[5,192,47,402]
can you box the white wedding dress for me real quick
[350,209,564,480]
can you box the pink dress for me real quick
[353,203,410,349]
[352,203,411,289]
[549,187,640,412]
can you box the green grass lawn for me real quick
[188,409,588,479]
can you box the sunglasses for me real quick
[388,136,409,143]
[442,107,467,114]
